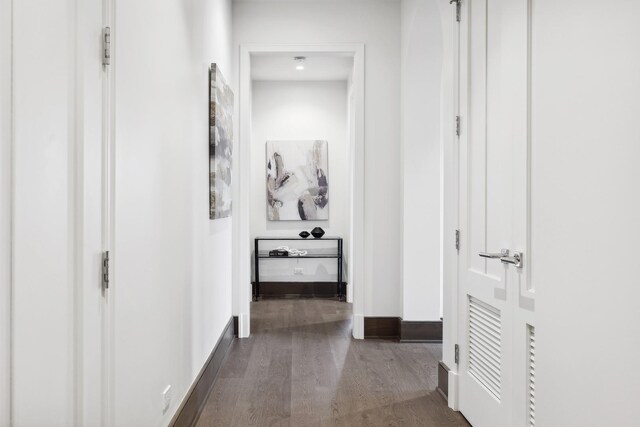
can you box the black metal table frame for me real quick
[254,237,344,301]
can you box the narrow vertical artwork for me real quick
[266,140,329,221]
[210,64,234,219]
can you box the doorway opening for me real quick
[235,44,365,339]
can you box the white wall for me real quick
[251,80,348,283]
[532,1,640,425]
[0,0,12,423]
[234,0,401,316]
[400,0,449,322]
[113,0,234,425]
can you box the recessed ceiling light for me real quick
[294,56,306,71]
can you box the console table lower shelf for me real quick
[254,237,345,301]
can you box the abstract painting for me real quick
[266,140,329,221]
[209,64,233,219]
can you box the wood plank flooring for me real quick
[196,299,470,427]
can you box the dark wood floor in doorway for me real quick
[195,299,469,427]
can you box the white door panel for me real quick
[457,0,535,426]
[8,0,108,424]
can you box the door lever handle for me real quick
[479,249,509,259]
[500,252,523,268]
[479,249,524,268]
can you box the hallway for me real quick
[196,300,469,426]
[3,0,640,425]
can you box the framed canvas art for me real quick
[266,140,329,221]
[209,64,233,219]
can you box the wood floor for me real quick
[196,299,470,427]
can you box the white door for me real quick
[457,0,536,426]
[7,0,110,424]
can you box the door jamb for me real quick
[103,0,115,424]
[236,43,366,339]
[0,0,13,422]
[442,0,465,411]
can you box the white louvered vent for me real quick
[528,325,536,426]
[468,296,502,400]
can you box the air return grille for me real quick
[468,296,502,400]
[528,325,536,426]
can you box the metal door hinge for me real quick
[102,251,110,290]
[454,344,460,364]
[450,0,461,22]
[455,115,461,137]
[102,27,111,66]
[455,229,460,251]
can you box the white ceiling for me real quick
[251,53,354,81]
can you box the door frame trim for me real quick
[104,0,115,424]
[442,0,465,411]
[0,0,14,422]
[236,43,366,339]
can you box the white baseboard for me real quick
[447,370,459,410]
[352,313,364,340]
[238,313,250,338]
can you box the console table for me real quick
[254,237,344,301]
